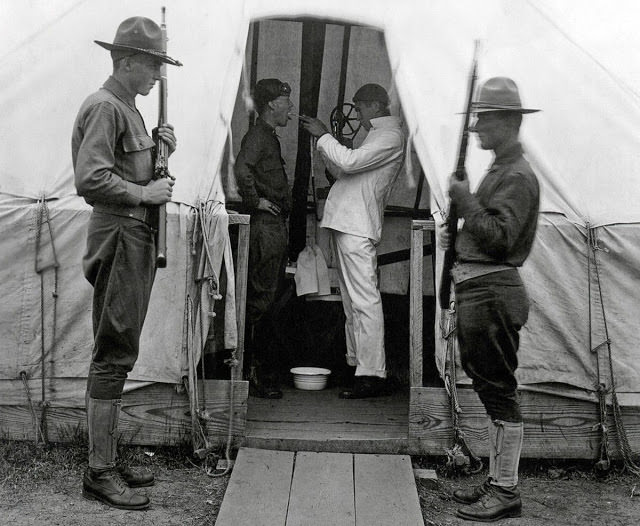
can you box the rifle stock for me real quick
[438,43,479,308]
[155,7,170,268]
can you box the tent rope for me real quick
[19,371,45,445]
[183,203,238,477]
[441,304,483,474]
[588,225,640,476]
[34,197,59,445]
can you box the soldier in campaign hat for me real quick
[439,77,540,522]
[72,16,181,510]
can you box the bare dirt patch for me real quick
[415,458,639,526]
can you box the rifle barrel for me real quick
[155,7,170,268]
[438,42,479,307]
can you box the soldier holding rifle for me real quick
[438,77,540,522]
[72,16,180,510]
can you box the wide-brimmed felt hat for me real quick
[95,17,182,66]
[471,77,538,113]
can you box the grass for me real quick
[0,431,223,494]
[412,453,640,484]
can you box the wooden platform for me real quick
[215,447,424,526]
[243,385,640,458]
[244,386,410,454]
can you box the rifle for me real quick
[438,42,479,308]
[154,6,170,268]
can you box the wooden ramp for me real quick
[215,447,424,526]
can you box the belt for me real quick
[93,202,156,226]
[451,262,514,284]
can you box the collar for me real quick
[102,76,137,110]
[491,140,523,169]
[256,117,277,135]
[370,116,402,130]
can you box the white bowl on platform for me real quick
[290,367,331,391]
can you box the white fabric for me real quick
[294,244,331,297]
[2,0,640,404]
[333,231,386,378]
[318,116,405,243]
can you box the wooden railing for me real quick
[409,219,435,388]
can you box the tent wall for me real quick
[0,198,210,395]
[1,0,640,424]
[435,214,640,405]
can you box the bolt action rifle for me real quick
[439,43,479,308]
[155,7,172,268]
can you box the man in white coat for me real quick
[300,84,405,398]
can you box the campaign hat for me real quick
[95,17,182,66]
[471,77,539,113]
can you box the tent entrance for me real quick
[220,16,438,447]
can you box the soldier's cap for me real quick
[253,79,292,108]
[353,83,389,105]
[95,17,182,66]
[471,77,539,114]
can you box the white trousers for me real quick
[332,230,386,378]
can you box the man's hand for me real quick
[299,116,330,138]
[257,197,281,216]
[448,172,470,204]
[142,177,175,205]
[154,123,177,156]
[437,222,452,251]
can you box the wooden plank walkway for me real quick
[215,448,424,526]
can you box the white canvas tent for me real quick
[1,0,640,417]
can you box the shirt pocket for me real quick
[122,135,155,153]
[120,135,155,183]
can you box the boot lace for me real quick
[107,468,129,493]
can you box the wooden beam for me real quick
[409,386,640,459]
[0,380,248,446]
[243,436,414,455]
[409,221,427,387]
[233,219,250,380]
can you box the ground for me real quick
[415,459,640,526]
[1,441,638,525]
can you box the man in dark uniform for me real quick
[72,16,180,510]
[439,77,540,522]
[235,79,293,398]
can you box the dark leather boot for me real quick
[456,484,521,522]
[83,468,150,510]
[453,478,493,504]
[249,364,282,399]
[117,464,155,488]
[85,397,150,509]
[339,376,386,399]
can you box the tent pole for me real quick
[288,20,326,261]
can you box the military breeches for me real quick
[83,212,156,399]
[246,213,288,324]
[455,269,529,422]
